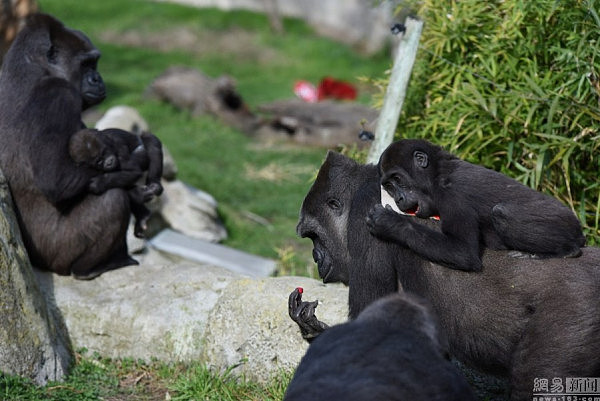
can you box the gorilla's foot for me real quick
[72,255,138,280]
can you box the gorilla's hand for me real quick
[142,182,163,200]
[88,176,108,194]
[366,204,409,244]
[288,288,329,343]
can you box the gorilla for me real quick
[69,128,164,237]
[0,14,136,279]
[368,139,585,272]
[292,151,600,400]
[284,291,476,401]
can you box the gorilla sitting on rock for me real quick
[0,14,159,278]
[290,151,600,401]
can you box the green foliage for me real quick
[396,0,600,242]
[0,353,291,400]
[170,363,291,401]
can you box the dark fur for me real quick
[0,13,136,278]
[69,128,164,237]
[367,139,585,272]
[284,292,476,401]
[295,151,600,400]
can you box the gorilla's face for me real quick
[296,152,361,285]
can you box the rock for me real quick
[255,99,378,148]
[95,105,149,134]
[33,256,349,377]
[157,180,228,242]
[0,168,73,385]
[34,260,236,362]
[147,66,258,132]
[95,105,178,181]
[202,276,348,382]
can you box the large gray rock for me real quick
[0,169,73,385]
[158,180,228,242]
[34,259,237,362]
[202,276,348,382]
[33,254,348,378]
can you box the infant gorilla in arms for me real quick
[69,128,163,237]
[367,139,586,272]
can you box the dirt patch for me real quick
[99,26,280,63]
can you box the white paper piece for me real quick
[380,186,403,214]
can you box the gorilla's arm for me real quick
[288,288,329,342]
[367,204,483,272]
[87,170,144,195]
[29,80,98,207]
[140,132,164,189]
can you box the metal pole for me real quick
[367,17,423,164]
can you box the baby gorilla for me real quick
[285,290,475,401]
[69,128,164,237]
[368,139,585,272]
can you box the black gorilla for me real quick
[367,139,585,272]
[69,128,164,237]
[284,291,476,401]
[0,14,136,279]
[292,151,600,400]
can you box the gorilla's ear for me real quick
[413,150,429,168]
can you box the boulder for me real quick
[255,98,378,148]
[202,276,348,382]
[33,253,349,380]
[147,66,258,132]
[157,180,228,242]
[0,168,73,385]
[34,259,238,362]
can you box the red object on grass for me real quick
[317,76,357,101]
[294,77,357,102]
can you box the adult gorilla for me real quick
[291,151,600,400]
[0,14,137,279]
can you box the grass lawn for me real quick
[35,0,390,277]
[1,0,390,399]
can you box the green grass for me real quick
[1,1,390,399]
[37,0,389,275]
[1,351,291,400]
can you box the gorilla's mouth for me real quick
[84,90,106,102]
[312,247,333,282]
[401,204,419,215]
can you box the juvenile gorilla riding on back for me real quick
[368,139,585,272]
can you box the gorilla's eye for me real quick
[326,198,342,210]
[383,181,394,193]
